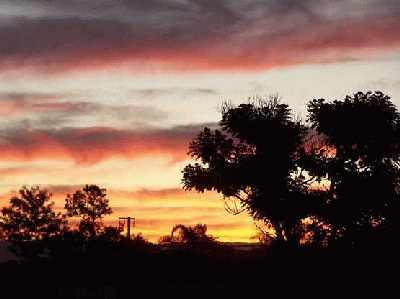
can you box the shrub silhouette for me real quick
[159,224,216,247]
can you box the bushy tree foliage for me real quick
[182,97,316,243]
[0,186,65,241]
[306,91,400,243]
[183,92,400,247]
[65,185,112,238]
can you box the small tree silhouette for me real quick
[183,97,315,244]
[65,185,112,239]
[159,224,216,246]
[0,186,65,241]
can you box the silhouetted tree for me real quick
[306,91,400,245]
[0,186,65,241]
[65,185,112,239]
[183,97,316,244]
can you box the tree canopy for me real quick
[65,185,112,238]
[0,186,65,241]
[306,91,400,243]
[183,92,400,247]
[182,97,316,243]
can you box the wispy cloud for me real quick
[0,123,215,165]
[129,87,218,99]
[0,92,169,129]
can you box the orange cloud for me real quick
[112,188,191,200]
[0,124,212,165]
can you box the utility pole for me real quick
[118,217,135,240]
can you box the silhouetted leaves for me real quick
[307,91,400,245]
[65,185,112,239]
[0,186,66,241]
[183,96,314,243]
[184,91,400,248]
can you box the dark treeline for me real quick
[0,91,399,298]
[1,184,116,242]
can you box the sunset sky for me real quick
[0,0,399,242]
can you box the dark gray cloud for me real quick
[0,92,168,129]
[0,0,398,72]
[0,92,58,101]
